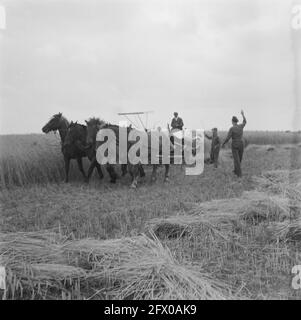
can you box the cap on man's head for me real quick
[232,116,238,123]
[212,127,217,131]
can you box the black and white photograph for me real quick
[0,0,301,303]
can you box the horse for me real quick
[64,120,123,183]
[85,117,170,188]
[42,113,104,183]
[118,126,202,188]
[84,117,142,184]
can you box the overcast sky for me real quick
[0,0,300,134]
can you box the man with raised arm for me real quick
[222,110,247,177]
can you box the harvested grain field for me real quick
[1,136,301,300]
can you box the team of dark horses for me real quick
[42,113,172,188]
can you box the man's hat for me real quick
[212,127,217,131]
[232,116,238,123]
[174,112,178,115]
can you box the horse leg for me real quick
[151,164,158,182]
[87,158,97,181]
[106,164,117,183]
[64,156,70,183]
[95,162,104,180]
[139,163,145,177]
[77,158,88,183]
[121,164,128,177]
[164,164,170,182]
[128,164,139,188]
[88,154,103,180]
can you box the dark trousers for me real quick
[210,147,220,168]
[232,142,244,177]
[170,135,174,146]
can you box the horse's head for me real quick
[63,121,87,147]
[85,117,106,147]
[42,113,67,133]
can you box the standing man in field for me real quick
[222,110,247,177]
[205,128,220,168]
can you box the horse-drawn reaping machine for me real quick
[117,111,204,164]
[117,111,155,132]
